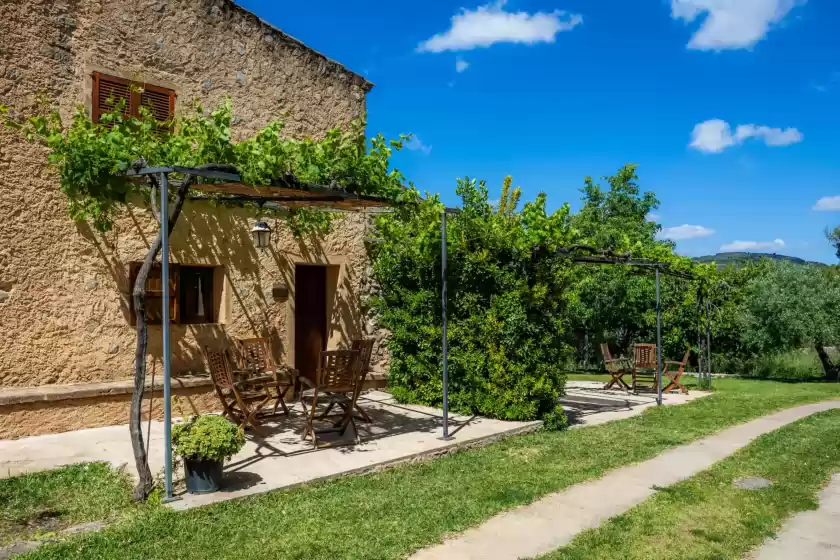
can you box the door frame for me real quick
[286,258,345,368]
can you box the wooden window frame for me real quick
[128,264,218,326]
[91,72,176,124]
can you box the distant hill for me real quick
[693,252,826,269]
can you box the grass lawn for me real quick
[540,409,840,559]
[16,379,840,559]
[0,463,140,546]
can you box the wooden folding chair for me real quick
[321,338,376,422]
[204,347,272,436]
[633,343,658,392]
[235,337,295,416]
[299,349,361,448]
[600,343,632,391]
[663,349,691,394]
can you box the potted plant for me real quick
[171,415,246,494]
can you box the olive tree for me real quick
[738,262,840,381]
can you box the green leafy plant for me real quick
[370,176,574,424]
[171,415,245,462]
[2,99,417,235]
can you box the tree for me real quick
[369,176,572,427]
[738,262,840,381]
[827,226,840,261]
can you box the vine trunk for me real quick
[130,173,195,501]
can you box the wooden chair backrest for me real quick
[316,349,360,393]
[351,338,375,376]
[237,337,274,373]
[600,343,613,362]
[676,348,691,369]
[205,347,236,390]
[635,344,657,369]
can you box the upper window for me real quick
[91,72,175,127]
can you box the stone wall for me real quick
[0,0,385,436]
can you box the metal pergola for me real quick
[554,246,713,406]
[126,165,460,501]
[126,165,713,503]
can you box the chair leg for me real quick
[302,389,320,448]
[273,385,290,416]
[319,401,337,419]
[354,402,374,423]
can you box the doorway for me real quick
[294,264,327,386]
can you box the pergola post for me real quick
[160,172,175,503]
[705,297,712,389]
[655,267,663,406]
[441,211,451,440]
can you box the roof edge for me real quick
[218,0,374,92]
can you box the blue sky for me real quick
[238,0,840,262]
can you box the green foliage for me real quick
[737,262,840,353]
[3,99,416,234]
[541,406,569,431]
[370,176,573,423]
[562,165,706,363]
[171,415,245,462]
[827,226,840,261]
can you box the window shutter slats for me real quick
[139,89,172,123]
[94,76,131,124]
[92,73,175,130]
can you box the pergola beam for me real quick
[555,245,709,405]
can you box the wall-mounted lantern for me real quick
[251,221,271,249]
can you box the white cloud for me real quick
[690,119,803,153]
[417,0,583,53]
[659,224,715,241]
[814,196,840,211]
[455,57,470,73]
[648,213,661,222]
[720,238,785,251]
[404,135,432,156]
[671,0,803,51]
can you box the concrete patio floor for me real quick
[0,384,709,511]
[0,391,541,509]
[561,380,710,427]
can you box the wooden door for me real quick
[295,265,327,385]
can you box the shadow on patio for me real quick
[170,391,539,509]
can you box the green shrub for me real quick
[371,177,571,424]
[171,415,245,462]
[541,406,569,431]
[744,350,825,380]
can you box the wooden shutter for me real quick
[92,73,132,124]
[139,84,175,123]
[127,262,179,325]
[92,73,176,127]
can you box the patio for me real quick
[0,391,541,510]
[0,382,710,513]
[560,380,710,427]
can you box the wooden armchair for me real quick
[600,343,632,391]
[300,349,362,448]
[234,337,295,416]
[663,349,691,394]
[204,347,272,436]
[633,344,658,392]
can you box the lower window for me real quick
[128,263,220,325]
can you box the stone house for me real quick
[0,0,384,439]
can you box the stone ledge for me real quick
[0,375,213,407]
[0,372,388,407]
